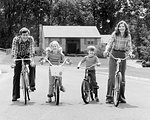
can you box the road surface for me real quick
[0,63,150,120]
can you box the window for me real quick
[84,39,97,45]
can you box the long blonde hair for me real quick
[46,41,62,53]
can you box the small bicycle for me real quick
[42,57,69,105]
[12,58,32,105]
[78,64,98,104]
[109,52,129,107]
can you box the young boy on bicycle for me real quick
[77,45,101,102]
[41,40,65,103]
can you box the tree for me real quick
[52,0,84,25]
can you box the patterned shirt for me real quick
[105,32,132,53]
[11,36,35,58]
[80,55,99,70]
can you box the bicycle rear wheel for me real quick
[81,80,90,104]
[113,72,122,107]
[54,79,60,105]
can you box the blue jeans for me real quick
[12,59,36,99]
[106,50,126,100]
[88,70,99,97]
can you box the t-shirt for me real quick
[80,55,99,70]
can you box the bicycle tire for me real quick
[81,80,90,104]
[113,72,122,107]
[25,71,30,101]
[89,76,94,101]
[54,79,60,105]
[22,76,27,105]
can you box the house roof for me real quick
[43,26,101,38]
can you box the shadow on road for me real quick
[41,101,75,107]
[118,103,138,109]
[10,101,35,106]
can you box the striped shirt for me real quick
[105,32,132,53]
[11,36,35,58]
[46,50,64,65]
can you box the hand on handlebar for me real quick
[65,58,72,65]
[11,59,16,68]
[103,51,109,57]
[96,62,101,66]
[30,61,36,67]
[39,58,45,65]
[129,53,135,59]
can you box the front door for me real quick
[66,38,80,54]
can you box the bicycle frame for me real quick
[109,53,129,74]
[14,58,31,104]
[109,52,129,106]
[43,57,69,105]
[80,64,97,104]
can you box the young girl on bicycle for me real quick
[41,40,65,102]
[77,45,101,102]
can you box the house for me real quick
[39,25,110,54]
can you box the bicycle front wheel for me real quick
[113,72,122,107]
[81,80,90,104]
[22,72,30,105]
[54,79,60,105]
[25,71,30,101]
[22,76,27,105]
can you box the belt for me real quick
[113,49,126,52]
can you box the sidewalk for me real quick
[127,59,142,68]
[0,51,7,75]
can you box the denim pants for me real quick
[12,60,36,99]
[106,50,126,100]
[88,70,99,97]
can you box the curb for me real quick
[127,60,142,68]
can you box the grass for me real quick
[1,51,150,79]
[0,52,108,67]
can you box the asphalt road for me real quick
[0,63,150,120]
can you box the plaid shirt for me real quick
[11,36,35,58]
[105,32,132,53]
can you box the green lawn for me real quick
[0,53,109,67]
[1,52,150,79]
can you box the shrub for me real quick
[96,43,106,58]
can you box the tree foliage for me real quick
[0,0,150,59]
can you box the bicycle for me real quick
[12,58,32,105]
[78,64,99,104]
[42,57,69,105]
[109,52,129,107]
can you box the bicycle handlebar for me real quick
[11,58,32,68]
[109,52,129,61]
[43,57,69,66]
[14,58,32,61]
[78,63,99,70]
